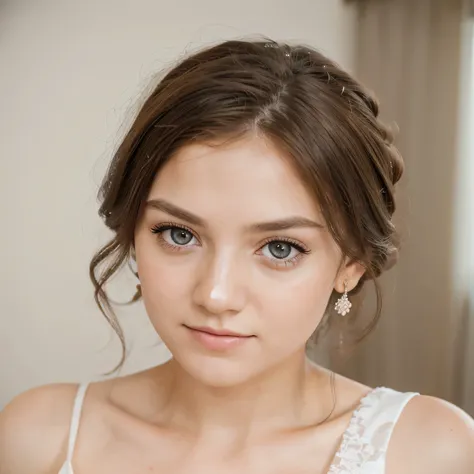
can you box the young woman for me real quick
[1,40,473,474]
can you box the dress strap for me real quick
[66,383,89,463]
[329,387,419,473]
[358,387,418,442]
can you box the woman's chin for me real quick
[173,353,262,388]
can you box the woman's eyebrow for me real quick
[246,217,324,232]
[146,199,204,226]
[146,199,324,231]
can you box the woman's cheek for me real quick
[259,281,332,350]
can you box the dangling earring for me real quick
[335,281,352,316]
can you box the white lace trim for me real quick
[328,387,390,473]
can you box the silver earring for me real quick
[335,281,352,316]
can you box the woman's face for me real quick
[134,135,354,387]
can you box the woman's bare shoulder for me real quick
[387,395,474,474]
[0,370,167,474]
[0,383,79,474]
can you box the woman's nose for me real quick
[192,249,247,317]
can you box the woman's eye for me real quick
[167,228,194,246]
[266,242,293,259]
[261,241,302,261]
[151,224,198,248]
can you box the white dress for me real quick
[59,383,418,474]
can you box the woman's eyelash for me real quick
[259,237,311,254]
[150,222,195,236]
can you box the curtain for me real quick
[336,0,472,410]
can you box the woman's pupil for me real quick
[171,228,192,245]
[269,242,291,259]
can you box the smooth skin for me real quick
[1,135,473,473]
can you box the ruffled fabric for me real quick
[328,387,418,473]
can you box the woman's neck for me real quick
[155,352,332,449]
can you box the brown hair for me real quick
[90,39,403,369]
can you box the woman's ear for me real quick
[335,258,366,293]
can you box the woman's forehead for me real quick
[148,136,322,221]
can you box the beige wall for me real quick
[0,0,357,409]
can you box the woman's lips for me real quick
[184,325,254,351]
